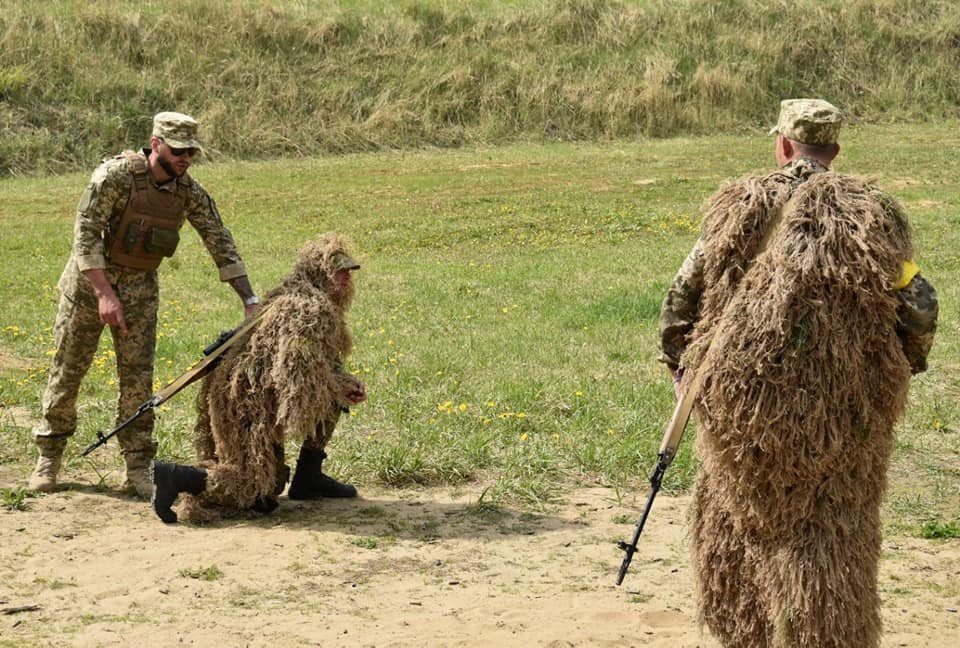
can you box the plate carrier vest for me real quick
[105,150,190,270]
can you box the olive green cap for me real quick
[152,111,203,150]
[332,251,360,271]
[768,99,842,146]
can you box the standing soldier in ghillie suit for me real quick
[151,233,366,523]
[29,112,259,498]
[659,99,938,647]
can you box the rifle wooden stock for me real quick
[615,369,704,585]
[616,187,788,585]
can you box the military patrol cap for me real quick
[332,250,360,271]
[152,111,203,150]
[768,99,842,146]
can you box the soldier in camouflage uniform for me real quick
[29,112,260,498]
[659,99,938,646]
[660,100,937,383]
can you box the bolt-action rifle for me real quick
[615,194,793,585]
[615,368,705,586]
[81,309,267,457]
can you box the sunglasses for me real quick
[162,140,197,157]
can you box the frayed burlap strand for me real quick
[686,173,913,647]
[183,233,359,519]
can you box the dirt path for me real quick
[1,469,958,647]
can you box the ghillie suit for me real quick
[683,170,930,647]
[153,233,364,523]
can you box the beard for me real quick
[157,154,180,179]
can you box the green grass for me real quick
[1,124,958,531]
[4,0,960,175]
[1,485,35,511]
[178,565,224,581]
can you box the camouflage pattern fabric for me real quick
[35,265,159,455]
[33,149,249,456]
[658,157,938,373]
[152,112,203,151]
[71,150,246,280]
[768,98,842,146]
[661,157,938,647]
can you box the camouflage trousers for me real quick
[33,264,159,458]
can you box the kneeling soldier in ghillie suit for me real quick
[659,100,938,647]
[152,233,367,523]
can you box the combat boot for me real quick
[123,450,155,499]
[287,447,357,499]
[28,437,68,492]
[151,461,207,523]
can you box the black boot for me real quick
[287,448,357,499]
[251,496,279,514]
[151,461,207,523]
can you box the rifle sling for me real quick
[152,306,269,407]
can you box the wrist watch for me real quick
[244,295,260,306]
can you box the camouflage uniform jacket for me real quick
[59,148,247,292]
[658,157,938,373]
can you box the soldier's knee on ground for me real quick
[151,461,208,524]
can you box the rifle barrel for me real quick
[615,459,666,585]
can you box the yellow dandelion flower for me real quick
[520,432,528,442]
[575,390,583,397]
[458,403,468,412]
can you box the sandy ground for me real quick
[1,465,958,648]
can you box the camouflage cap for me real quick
[768,99,842,146]
[152,111,203,150]
[332,250,361,271]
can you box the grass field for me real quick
[4,0,960,175]
[0,124,957,535]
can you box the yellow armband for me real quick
[894,260,920,290]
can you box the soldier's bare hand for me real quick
[98,294,127,335]
[345,381,367,404]
[672,368,684,400]
[243,302,262,320]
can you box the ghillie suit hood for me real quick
[185,233,360,515]
[687,170,914,647]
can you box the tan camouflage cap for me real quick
[768,99,842,146]
[152,111,203,150]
